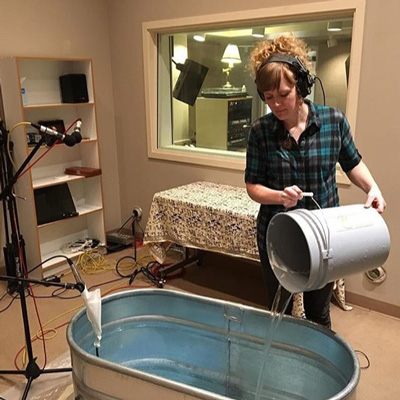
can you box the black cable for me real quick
[115,255,164,287]
[136,220,145,234]
[133,260,165,287]
[20,288,56,300]
[117,215,134,233]
[0,288,31,313]
[355,350,370,369]
[315,76,326,106]
[0,290,9,301]
[26,292,58,300]
[129,266,163,287]
[88,276,124,290]
[27,274,123,299]
[6,274,70,300]
[115,255,137,279]
[0,294,17,313]
[50,287,81,300]
[27,254,73,275]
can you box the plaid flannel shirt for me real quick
[245,100,362,252]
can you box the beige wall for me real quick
[339,0,400,310]
[314,40,351,113]
[0,0,121,232]
[107,0,400,312]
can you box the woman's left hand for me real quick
[365,187,386,213]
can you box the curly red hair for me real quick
[249,34,310,77]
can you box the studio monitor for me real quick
[59,74,89,103]
[173,59,209,106]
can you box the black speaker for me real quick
[59,74,89,103]
[173,59,209,106]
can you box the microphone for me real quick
[67,258,85,293]
[31,123,77,147]
[71,119,82,143]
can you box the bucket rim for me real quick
[267,210,326,292]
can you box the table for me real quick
[144,181,351,315]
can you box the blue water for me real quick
[79,317,348,400]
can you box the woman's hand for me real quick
[281,185,303,208]
[365,186,386,214]
[345,161,386,214]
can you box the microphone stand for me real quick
[0,121,83,400]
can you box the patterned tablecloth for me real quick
[144,181,351,316]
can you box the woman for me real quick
[245,35,385,329]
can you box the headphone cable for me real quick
[315,76,326,106]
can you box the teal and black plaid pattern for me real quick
[245,101,361,252]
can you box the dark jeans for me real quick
[259,247,334,329]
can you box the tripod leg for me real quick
[41,367,72,374]
[21,376,33,400]
[18,281,36,367]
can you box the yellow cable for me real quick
[76,249,115,275]
[22,302,84,367]
[22,300,82,365]
[76,248,152,276]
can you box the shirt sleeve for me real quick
[338,112,362,172]
[245,120,267,185]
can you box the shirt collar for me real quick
[306,100,321,130]
[268,100,321,133]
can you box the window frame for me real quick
[142,0,366,181]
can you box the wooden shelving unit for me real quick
[0,57,106,278]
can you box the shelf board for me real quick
[75,204,103,215]
[79,138,98,144]
[23,102,94,109]
[37,204,103,229]
[33,174,85,189]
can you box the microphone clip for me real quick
[75,282,85,293]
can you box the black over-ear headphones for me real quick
[255,53,315,100]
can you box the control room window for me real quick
[143,1,365,173]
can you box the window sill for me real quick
[148,144,246,171]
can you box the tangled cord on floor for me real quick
[75,248,166,288]
[72,249,165,288]
[76,249,115,275]
[115,256,165,288]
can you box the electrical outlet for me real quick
[132,206,142,221]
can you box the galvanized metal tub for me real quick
[67,289,359,400]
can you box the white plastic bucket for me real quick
[267,204,390,293]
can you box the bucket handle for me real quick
[310,198,332,259]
